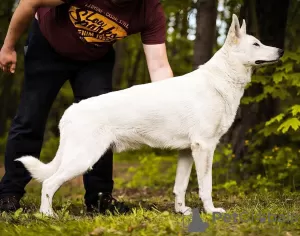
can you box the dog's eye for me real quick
[253,43,260,47]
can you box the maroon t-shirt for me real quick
[36,0,166,60]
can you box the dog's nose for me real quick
[278,49,284,57]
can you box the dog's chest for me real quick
[211,84,244,137]
[214,98,240,137]
[216,112,236,136]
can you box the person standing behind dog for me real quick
[0,0,173,214]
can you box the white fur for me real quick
[16,14,283,217]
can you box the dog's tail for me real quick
[16,149,62,182]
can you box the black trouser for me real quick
[0,19,115,206]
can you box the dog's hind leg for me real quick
[39,135,112,217]
[191,141,225,214]
[173,149,193,215]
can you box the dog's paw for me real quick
[175,206,192,215]
[205,207,226,214]
[39,208,57,218]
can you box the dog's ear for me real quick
[225,14,242,46]
[240,19,246,35]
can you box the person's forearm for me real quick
[150,66,174,82]
[3,0,63,50]
[3,1,39,50]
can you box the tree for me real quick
[193,0,218,69]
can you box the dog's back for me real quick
[60,67,235,152]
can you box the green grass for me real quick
[1,180,300,236]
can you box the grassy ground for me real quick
[0,160,300,236]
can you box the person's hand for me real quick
[0,46,17,73]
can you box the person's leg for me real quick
[69,48,115,210]
[0,20,73,210]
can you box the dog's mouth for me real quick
[255,59,279,65]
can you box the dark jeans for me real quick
[0,19,115,206]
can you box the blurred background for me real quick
[0,0,300,193]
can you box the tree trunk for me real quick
[180,8,188,38]
[193,0,217,69]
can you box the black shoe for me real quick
[86,192,130,215]
[0,196,20,213]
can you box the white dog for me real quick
[17,14,284,217]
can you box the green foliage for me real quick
[40,136,60,163]
[247,47,300,189]
[126,154,177,188]
[260,146,300,187]
[264,104,300,135]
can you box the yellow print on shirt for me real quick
[69,6,127,45]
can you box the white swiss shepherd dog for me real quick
[17,14,284,217]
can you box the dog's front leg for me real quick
[173,149,193,215]
[191,142,226,214]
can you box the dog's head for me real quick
[224,14,284,67]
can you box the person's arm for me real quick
[140,1,173,82]
[0,0,64,73]
[4,0,64,49]
[143,43,173,82]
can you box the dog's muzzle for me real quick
[255,49,284,65]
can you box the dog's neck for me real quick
[202,46,253,89]
[196,46,253,116]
